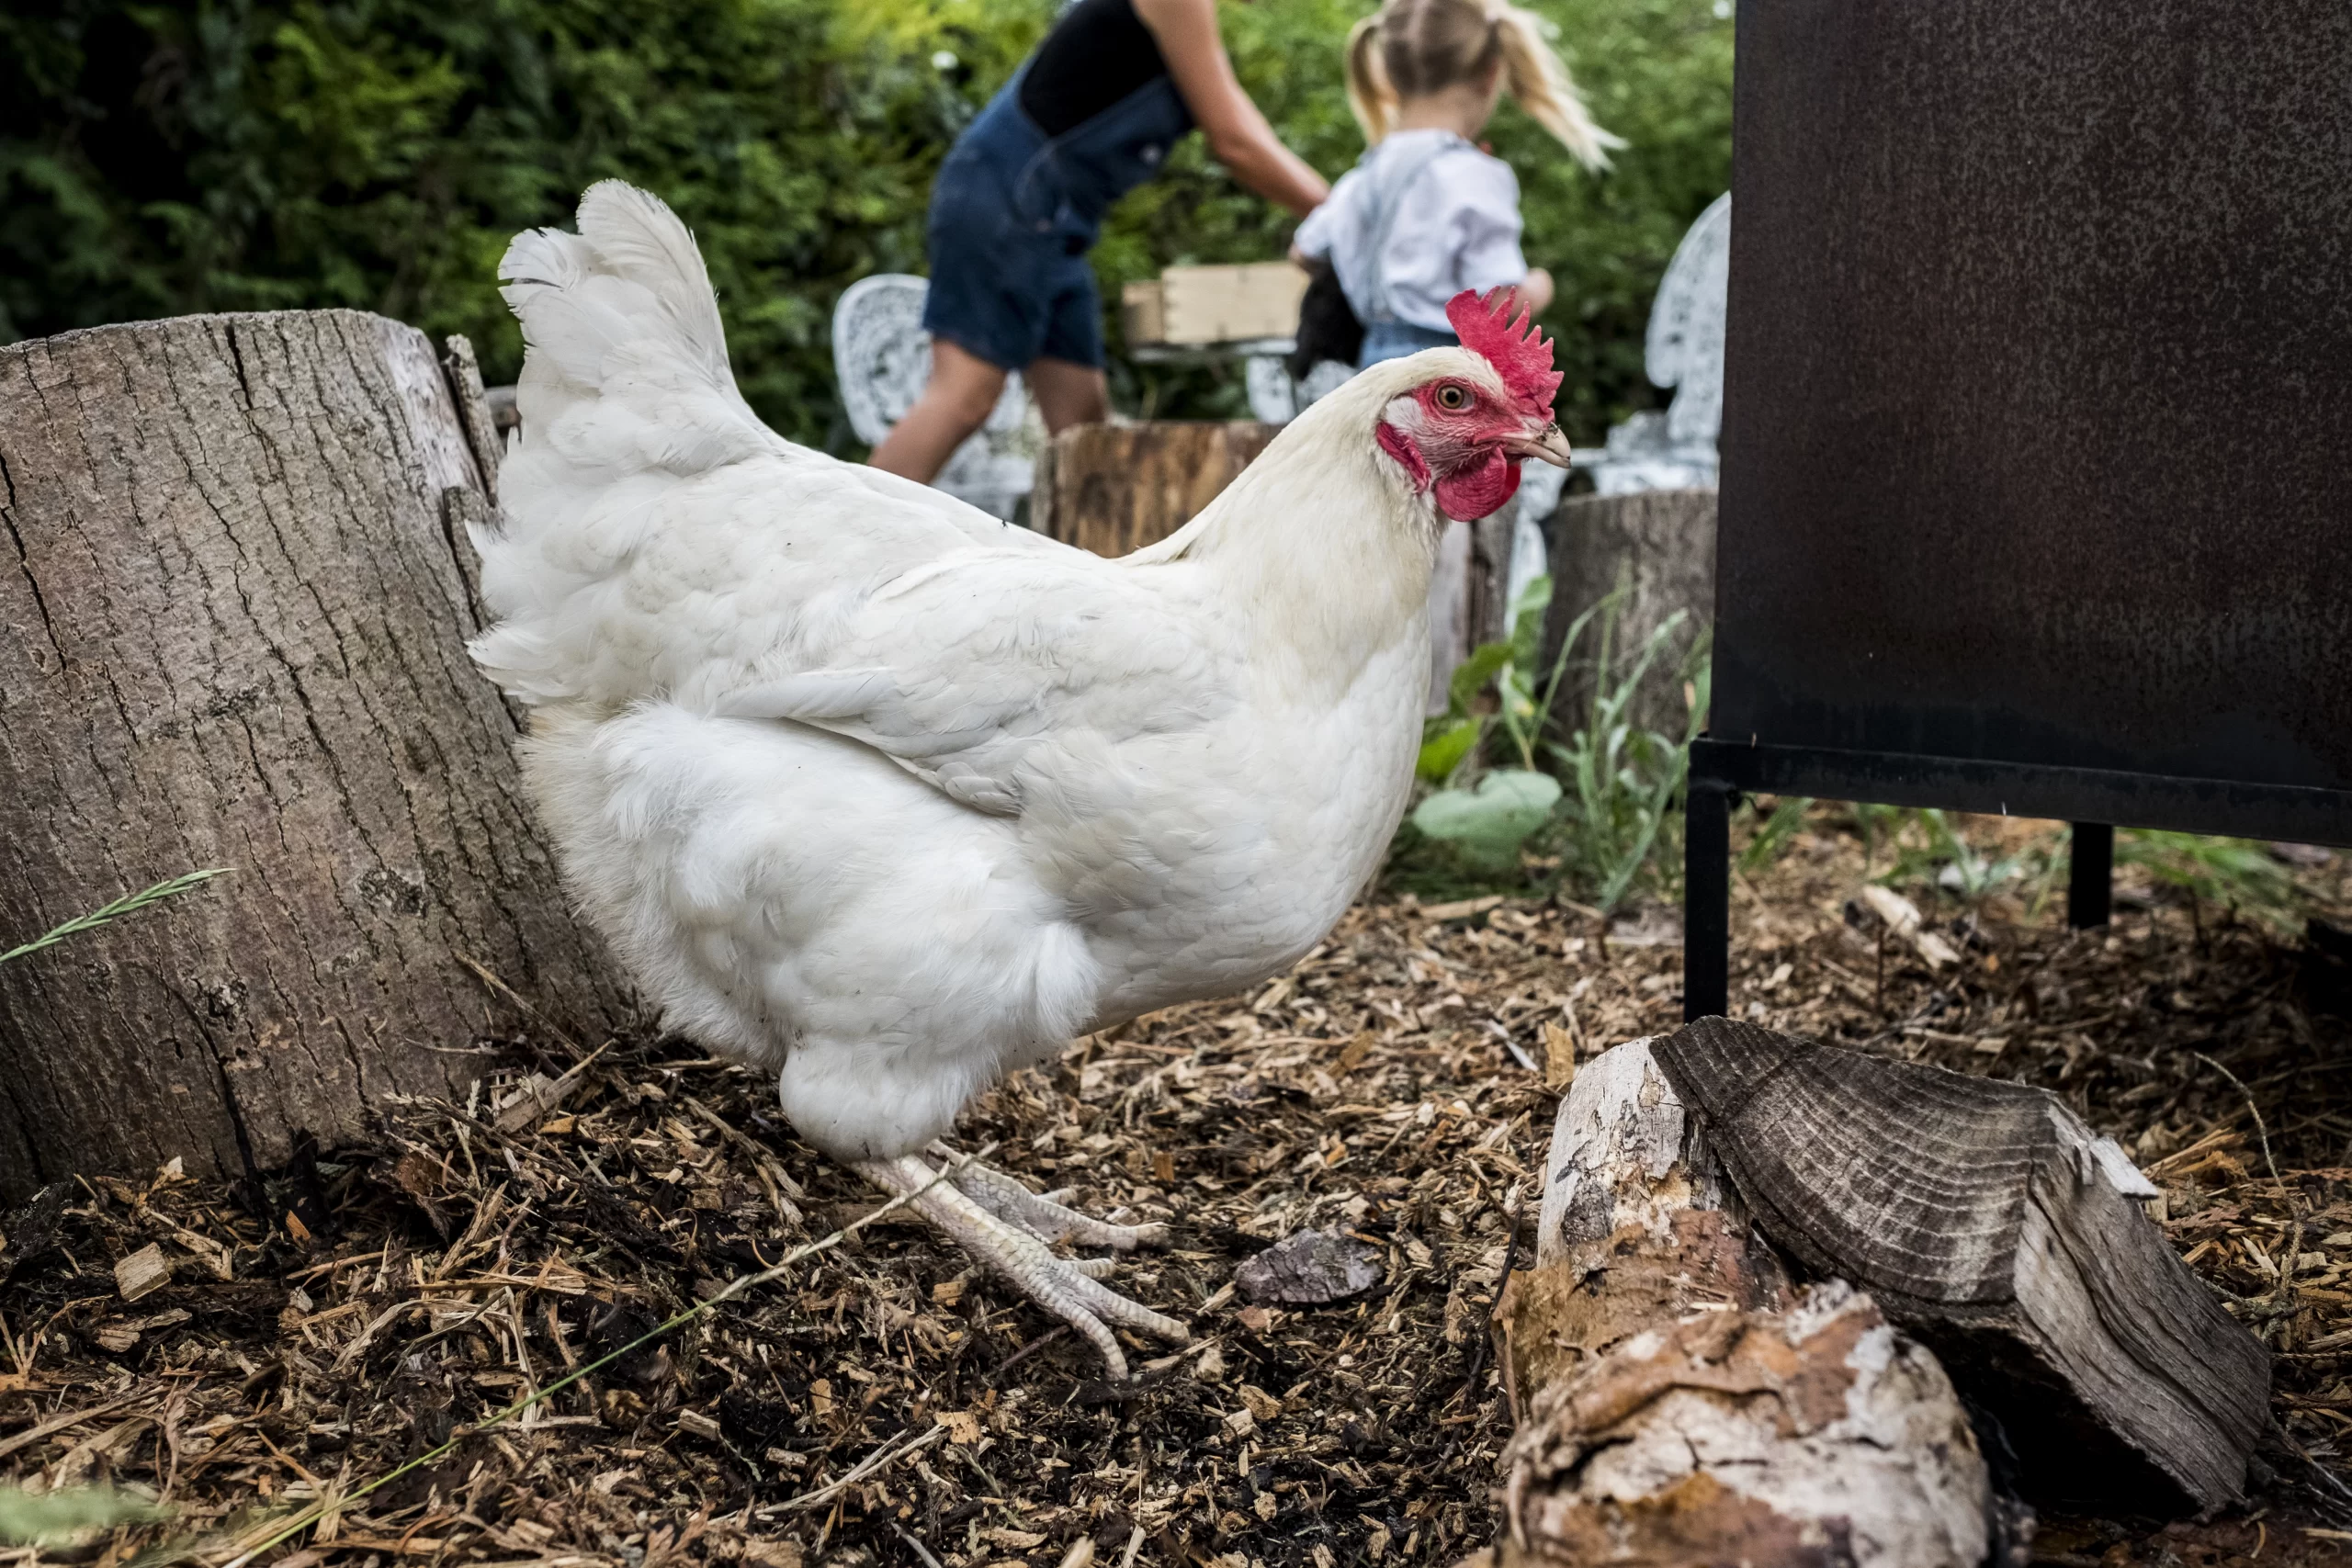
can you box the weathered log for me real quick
[1651,1017,2272,1515]
[1492,1040,1996,1568]
[1538,488,1714,736]
[1503,1039,1790,1411]
[0,310,630,1199]
[1030,421,1275,557]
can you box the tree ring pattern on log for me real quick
[1653,1016,2042,1303]
[1651,1016,2271,1515]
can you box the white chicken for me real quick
[473,182,1573,1376]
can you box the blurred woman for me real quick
[870,0,1328,482]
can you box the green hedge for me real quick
[2,0,1729,450]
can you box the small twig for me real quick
[769,1425,947,1516]
[453,953,589,1057]
[889,1520,948,1568]
[1464,1187,1525,1397]
[2195,1053,2285,1196]
[0,1393,136,1462]
[990,1325,1070,1382]
[2196,1052,2303,1300]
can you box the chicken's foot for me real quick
[924,1141,1169,1252]
[854,1153,1187,1379]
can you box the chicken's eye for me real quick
[1434,384,1472,412]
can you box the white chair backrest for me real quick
[1644,192,1731,449]
[831,274,1037,519]
[1587,194,1730,496]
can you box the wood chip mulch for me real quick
[6,807,2352,1568]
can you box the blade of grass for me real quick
[1,871,232,967]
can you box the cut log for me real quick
[1494,1039,1995,1568]
[1650,1016,2272,1515]
[0,311,630,1199]
[1030,421,1276,558]
[1492,1284,1994,1568]
[1504,1039,1790,1410]
[1538,488,1714,737]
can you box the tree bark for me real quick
[0,310,629,1200]
[1031,421,1276,557]
[1539,488,1715,738]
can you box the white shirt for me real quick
[1294,130,1530,333]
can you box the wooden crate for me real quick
[1120,280,1166,346]
[1032,422,1278,558]
[1121,263,1307,346]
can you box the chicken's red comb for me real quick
[1446,288,1563,419]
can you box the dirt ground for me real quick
[6,807,2352,1568]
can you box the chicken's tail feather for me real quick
[496,181,776,484]
[477,182,788,694]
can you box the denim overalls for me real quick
[922,60,1193,371]
[1351,135,1464,368]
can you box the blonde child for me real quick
[1294,0,1619,367]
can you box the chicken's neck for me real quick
[1136,438,1440,698]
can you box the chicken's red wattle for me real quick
[1434,447,1521,522]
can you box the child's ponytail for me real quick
[1346,14,1399,145]
[1345,0,1623,169]
[1488,3,1625,172]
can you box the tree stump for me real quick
[0,310,629,1199]
[1539,488,1714,736]
[1030,421,1276,557]
[1491,1039,1996,1568]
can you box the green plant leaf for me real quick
[1416,718,1482,784]
[1508,572,1553,670]
[1412,769,1563,869]
[0,1485,164,1547]
[1444,641,1515,720]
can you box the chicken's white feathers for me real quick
[474,182,1473,1160]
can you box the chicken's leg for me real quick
[854,1153,1187,1379]
[924,1141,1169,1252]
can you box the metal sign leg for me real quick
[1684,775,1733,1021]
[2069,822,2113,929]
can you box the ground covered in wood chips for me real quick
[8,808,2352,1568]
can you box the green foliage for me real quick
[0,1485,163,1547]
[1417,571,1555,783]
[1410,573,1572,873]
[3,0,1047,449]
[1398,578,1709,912]
[1542,594,1708,911]
[1842,808,2301,931]
[1736,794,1811,874]
[1876,808,2041,902]
[2117,830,2300,929]
[0,869,231,966]
[5,0,1730,446]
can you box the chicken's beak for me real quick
[1505,422,1576,469]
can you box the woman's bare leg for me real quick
[1026,356,1111,434]
[868,338,1010,483]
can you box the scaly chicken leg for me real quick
[923,1142,1170,1251]
[854,1152,1188,1378]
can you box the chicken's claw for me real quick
[857,1152,1186,1380]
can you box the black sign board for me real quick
[1687,0,2352,1018]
